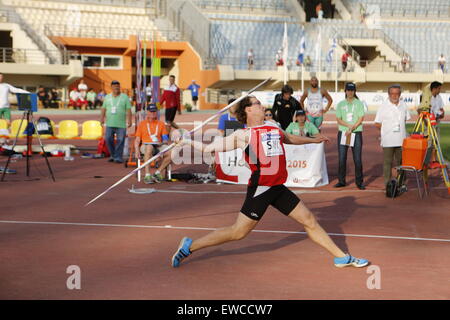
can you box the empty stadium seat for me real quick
[56,120,79,139]
[80,120,103,140]
[10,119,28,138]
[0,119,8,130]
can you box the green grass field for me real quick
[406,123,450,161]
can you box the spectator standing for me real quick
[430,81,445,136]
[100,80,132,163]
[275,49,284,66]
[187,80,201,111]
[374,84,411,186]
[429,81,445,168]
[145,83,152,103]
[217,98,244,136]
[438,54,446,73]
[160,75,181,130]
[299,76,333,130]
[305,55,312,69]
[316,2,324,20]
[247,49,254,70]
[272,84,302,130]
[401,54,409,72]
[341,52,350,71]
[335,82,366,190]
[0,73,29,124]
[134,104,171,184]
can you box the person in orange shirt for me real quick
[134,104,172,184]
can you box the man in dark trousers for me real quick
[272,84,302,130]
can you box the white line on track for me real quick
[1,220,449,243]
[151,188,384,194]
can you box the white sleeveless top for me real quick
[306,88,324,116]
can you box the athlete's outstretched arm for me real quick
[283,132,329,145]
[180,129,248,154]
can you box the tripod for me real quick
[1,109,56,182]
[412,111,450,194]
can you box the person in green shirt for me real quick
[86,88,97,110]
[286,109,320,137]
[100,80,132,163]
[335,82,365,190]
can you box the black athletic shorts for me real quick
[192,96,199,101]
[240,185,301,221]
[165,107,177,123]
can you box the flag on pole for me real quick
[282,22,288,66]
[135,35,142,110]
[151,38,161,107]
[326,37,337,64]
[282,22,288,84]
[142,37,147,108]
[298,33,306,64]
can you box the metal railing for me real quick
[23,0,155,8]
[0,47,79,65]
[43,24,180,41]
[312,20,409,62]
[203,55,446,74]
[192,0,288,12]
[0,9,60,64]
[166,0,211,66]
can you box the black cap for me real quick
[295,109,306,116]
[147,104,157,112]
[111,80,120,86]
[345,82,356,91]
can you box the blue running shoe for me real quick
[334,254,369,268]
[172,237,193,268]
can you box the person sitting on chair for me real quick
[134,104,172,184]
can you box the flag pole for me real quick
[318,26,322,88]
[335,40,338,93]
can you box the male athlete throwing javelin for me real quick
[172,95,369,269]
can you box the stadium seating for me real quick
[10,119,28,138]
[343,0,449,18]
[80,120,103,140]
[3,0,158,40]
[56,120,79,139]
[0,119,8,130]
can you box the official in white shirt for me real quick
[374,84,411,186]
[430,81,445,138]
[0,73,29,124]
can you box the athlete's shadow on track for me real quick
[189,196,381,264]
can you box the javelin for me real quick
[85,77,272,206]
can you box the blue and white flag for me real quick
[326,37,337,64]
[298,34,306,64]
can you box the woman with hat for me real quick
[286,109,319,137]
[335,82,366,190]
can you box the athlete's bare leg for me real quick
[190,213,258,252]
[288,202,346,258]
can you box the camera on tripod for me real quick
[16,93,38,112]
